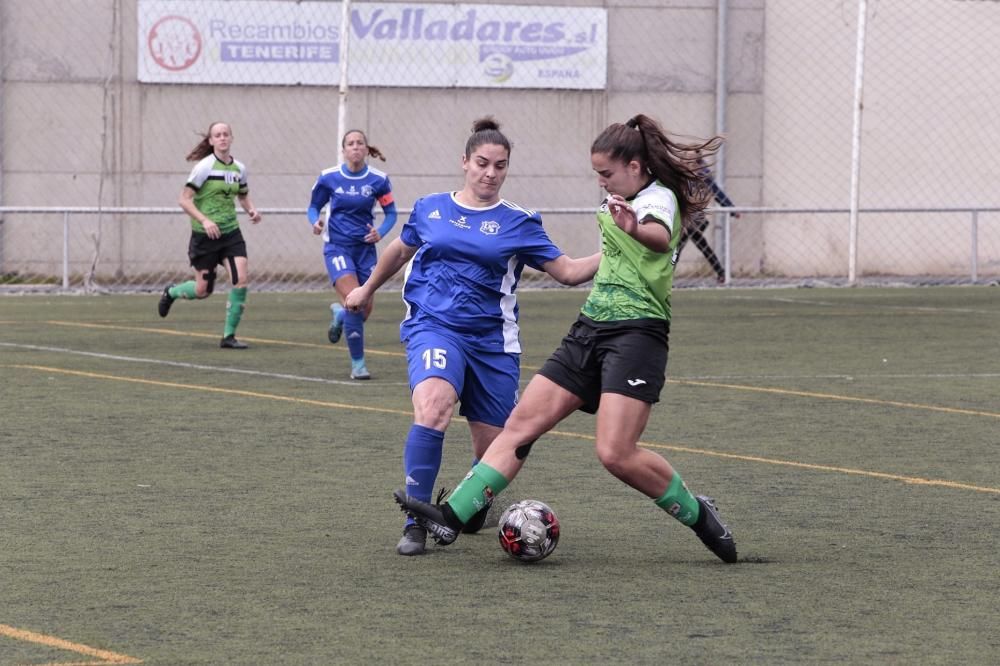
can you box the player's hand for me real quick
[364,224,381,244]
[607,194,638,235]
[203,219,221,239]
[312,221,324,235]
[344,286,369,312]
[248,209,262,224]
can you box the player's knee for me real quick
[412,391,457,430]
[595,445,630,479]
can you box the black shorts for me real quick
[538,314,670,414]
[188,228,247,271]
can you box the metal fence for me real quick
[2,204,996,294]
[3,0,1000,292]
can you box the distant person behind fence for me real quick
[677,157,740,284]
[307,129,397,381]
[158,121,263,349]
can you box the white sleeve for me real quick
[185,155,213,189]
[632,187,677,226]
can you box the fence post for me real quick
[848,0,869,285]
[336,0,352,147]
[971,210,979,283]
[63,211,70,289]
[723,212,731,285]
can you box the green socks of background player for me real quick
[224,287,247,337]
[654,472,700,526]
[169,281,198,300]
[444,462,511,525]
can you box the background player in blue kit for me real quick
[308,129,398,379]
[344,117,601,556]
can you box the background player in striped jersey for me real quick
[308,129,398,380]
[158,121,262,349]
[345,117,601,556]
[395,114,739,564]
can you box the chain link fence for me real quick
[2,0,998,292]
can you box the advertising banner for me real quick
[138,1,607,89]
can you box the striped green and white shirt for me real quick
[185,154,249,234]
[581,180,681,323]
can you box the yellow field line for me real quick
[12,365,408,416]
[43,320,403,357]
[671,378,1000,419]
[0,623,142,664]
[13,364,999,496]
[543,430,1000,495]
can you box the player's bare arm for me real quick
[179,186,221,239]
[344,237,417,311]
[542,252,602,285]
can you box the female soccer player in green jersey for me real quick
[158,121,262,349]
[396,114,739,564]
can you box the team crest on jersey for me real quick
[361,185,374,197]
[450,215,471,229]
[480,220,500,235]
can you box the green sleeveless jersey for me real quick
[185,154,249,234]
[581,180,681,322]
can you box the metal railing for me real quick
[1,205,997,291]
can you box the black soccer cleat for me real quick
[220,335,249,349]
[393,488,460,546]
[691,495,738,564]
[396,524,427,556]
[158,285,176,318]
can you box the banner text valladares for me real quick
[137,1,607,90]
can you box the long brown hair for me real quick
[591,114,723,227]
[185,121,230,162]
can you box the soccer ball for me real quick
[497,499,560,563]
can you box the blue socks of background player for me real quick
[402,425,445,525]
[344,309,365,364]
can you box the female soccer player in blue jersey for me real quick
[396,114,739,564]
[158,121,262,349]
[345,117,601,556]
[308,129,398,380]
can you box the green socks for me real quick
[170,281,198,300]
[224,287,247,337]
[447,462,510,523]
[654,472,700,526]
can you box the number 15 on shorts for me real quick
[422,348,447,369]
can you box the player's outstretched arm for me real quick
[344,237,416,311]
[542,252,602,286]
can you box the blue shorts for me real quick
[324,242,376,285]
[405,325,520,428]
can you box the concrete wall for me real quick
[3,0,997,282]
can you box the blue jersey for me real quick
[308,163,394,246]
[399,192,564,353]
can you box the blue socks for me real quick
[402,425,445,525]
[344,309,365,363]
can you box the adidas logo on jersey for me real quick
[428,209,441,219]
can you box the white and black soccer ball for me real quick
[497,499,560,563]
